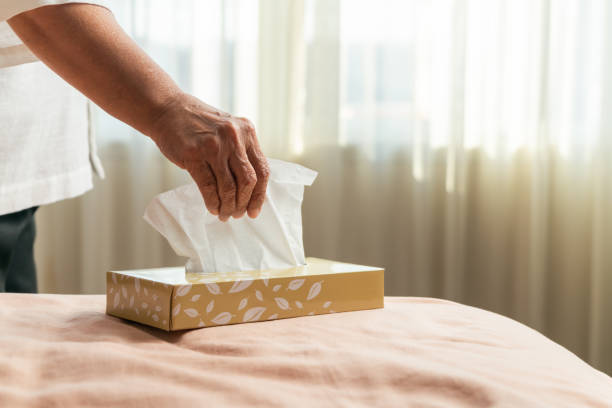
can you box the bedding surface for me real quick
[0,294,610,407]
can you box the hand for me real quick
[149,93,270,221]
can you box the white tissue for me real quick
[143,159,317,274]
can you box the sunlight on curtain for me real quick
[34,0,612,374]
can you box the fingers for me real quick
[246,146,270,218]
[212,160,237,222]
[188,162,220,215]
[229,153,257,219]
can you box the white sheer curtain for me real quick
[35,0,612,374]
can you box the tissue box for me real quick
[106,258,384,331]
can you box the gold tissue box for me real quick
[106,257,384,331]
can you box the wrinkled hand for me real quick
[149,93,270,221]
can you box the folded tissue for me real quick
[143,159,318,274]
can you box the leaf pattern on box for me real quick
[229,280,253,293]
[243,307,266,322]
[287,279,305,291]
[108,268,336,330]
[307,281,323,300]
[173,303,181,316]
[274,297,290,310]
[205,282,221,295]
[211,312,232,325]
[176,284,191,297]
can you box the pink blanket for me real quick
[0,294,610,407]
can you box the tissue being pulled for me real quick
[144,159,317,274]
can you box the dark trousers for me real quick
[0,207,38,293]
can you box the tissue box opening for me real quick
[106,258,384,331]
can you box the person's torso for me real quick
[0,60,94,214]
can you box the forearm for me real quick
[8,3,181,136]
[7,3,270,220]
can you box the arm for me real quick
[7,3,269,221]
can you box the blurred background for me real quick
[34,0,612,374]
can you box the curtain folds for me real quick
[35,0,612,374]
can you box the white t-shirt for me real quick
[0,1,107,215]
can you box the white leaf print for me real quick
[176,284,191,297]
[273,284,281,292]
[229,280,253,293]
[274,297,290,310]
[267,314,278,320]
[198,320,206,327]
[134,278,140,293]
[144,287,148,296]
[109,287,114,294]
[255,290,263,301]
[162,320,167,325]
[129,296,134,308]
[121,286,127,299]
[295,300,303,309]
[141,302,148,309]
[307,281,322,300]
[206,300,214,314]
[329,310,335,313]
[323,301,332,308]
[155,305,162,312]
[205,282,221,295]
[238,297,248,311]
[288,279,305,291]
[152,294,158,301]
[191,294,201,302]
[243,307,266,322]
[146,310,150,316]
[135,308,140,316]
[112,273,117,284]
[263,278,269,287]
[184,308,199,318]
[113,292,120,308]
[211,312,232,325]
[307,312,314,316]
[152,314,159,322]
[172,303,181,316]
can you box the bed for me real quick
[0,294,610,407]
